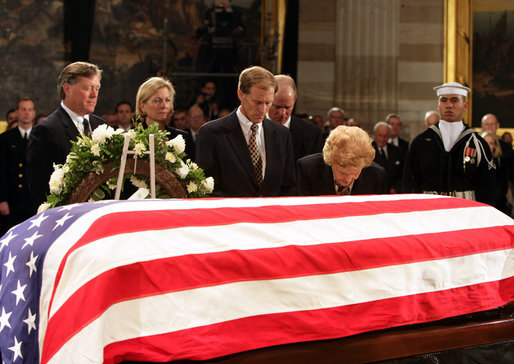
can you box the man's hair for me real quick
[274,74,297,98]
[481,113,498,127]
[238,66,277,94]
[115,101,133,113]
[16,97,34,109]
[424,110,440,121]
[135,77,175,116]
[327,107,345,119]
[57,61,102,100]
[373,121,391,133]
[385,113,401,124]
[323,125,375,169]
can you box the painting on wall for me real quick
[0,1,65,118]
[89,0,262,114]
[472,8,514,127]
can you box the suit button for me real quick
[18,184,23,189]
[19,163,23,167]
[18,173,23,178]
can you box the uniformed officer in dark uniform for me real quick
[0,97,36,235]
[402,82,496,205]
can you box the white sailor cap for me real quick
[433,82,471,97]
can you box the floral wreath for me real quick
[38,123,214,212]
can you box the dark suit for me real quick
[196,110,297,197]
[0,128,33,235]
[372,141,403,193]
[389,136,409,163]
[296,153,385,196]
[27,106,105,212]
[288,116,324,162]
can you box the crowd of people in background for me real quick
[1,61,512,236]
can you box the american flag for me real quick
[0,194,513,363]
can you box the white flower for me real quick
[66,153,76,164]
[134,142,146,157]
[114,128,124,134]
[106,179,117,190]
[37,203,52,214]
[187,181,198,193]
[91,124,115,144]
[188,162,199,170]
[175,161,189,179]
[63,165,70,173]
[165,152,176,163]
[130,175,148,189]
[91,143,101,157]
[127,130,136,139]
[202,177,214,192]
[166,134,185,154]
[49,167,65,194]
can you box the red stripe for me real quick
[101,278,514,364]
[48,197,482,310]
[41,224,514,362]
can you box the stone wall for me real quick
[296,0,444,139]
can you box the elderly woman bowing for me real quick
[297,125,385,196]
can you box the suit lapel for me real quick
[57,106,80,142]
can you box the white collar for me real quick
[438,120,465,151]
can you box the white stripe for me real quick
[48,248,514,364]
[49,205,512,318]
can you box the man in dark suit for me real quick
[372,121,403,193]
[195,66,296,197]
[297,126,384,196]
[386,113,409,162]
[0,98,36,235]
[267,75,323,162]
[27,62,105,212]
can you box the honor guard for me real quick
[402,82,496,204]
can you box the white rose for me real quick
[91,143,101,157]
[165,152,176,163]
[166,134,185,154]
[134,142,146,157]
[49,167,65,194]
[63,165,70,173]
[37,203,52,214]
[91,124,115,144]
[187,181,198,193]
[175,161,189,179]
[202,177,214,192]
[189,162,199,170]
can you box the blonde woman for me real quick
[297,125,385,196]
[135,76,195,160]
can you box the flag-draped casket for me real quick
[0,194,513,363]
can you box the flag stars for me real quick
[0,307,12,331]
[11,280,27,305]
[0,231,17,252]
[53,212,73,231]
[8,336,23,361]
[26,251,38,278]
[23,308,37,334]
[28,213,48,230]
[4,252,16,277]
[22,231,43,250]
